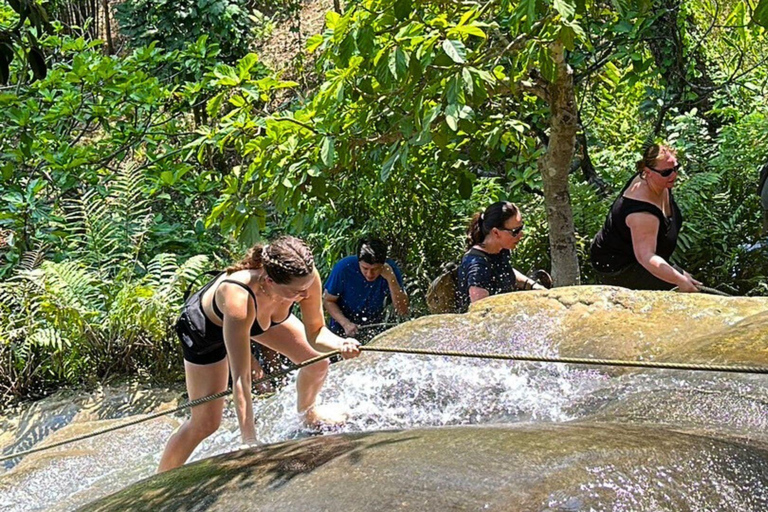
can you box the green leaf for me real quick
[356,26,375,57]
[213,65,240,86]
[445,103,459,131]
[326,11,341,31]
[458,173,472,199]
[394,0,412,21]
[557,25,576,51]
[442,39,466,64]
[389,47,408,79]
[422,104,441,127]
[236,53,259,79]
[239,216,260,246]
[338,33,357,66]
[160,171,174,185]
[381,144,400,181]
[321,137,336,167]
[553,0,576,19]
[207,91,226,117]
[754,0,768,28]
[446,75,463,105]
[525,0,538,30]
[462,68,474,97]
[451,25,487,39]
[408,52,423,81]
[306,34,324,53]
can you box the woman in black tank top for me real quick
[159,236,361,473]
[590,144,701,292]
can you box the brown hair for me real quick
[467,201,520,248]
[226,235,314,284]
[636,143,677,173]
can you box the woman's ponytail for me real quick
[467,212,485,248]
[226,244,265,273]
[466,201,519,248]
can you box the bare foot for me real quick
[301,404,349,429]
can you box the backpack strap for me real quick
[466,247,489,259]
[183,270,222,301]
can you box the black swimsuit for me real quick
[590,173,683,290]
[175,274,292,365]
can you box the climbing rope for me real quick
[359,346,768,374]
[359,321,400,330]
[2,344,766,464]
[695,285,732,297]
[0,350,339,464]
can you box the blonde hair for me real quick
[637,143,677,173]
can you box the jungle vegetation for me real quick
[1,0,767,401]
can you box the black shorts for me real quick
[176,311,228,365]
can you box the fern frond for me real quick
[28,327,64,351]
[176,255,212,292]
[38,261,105,317]
[18,249,46,271]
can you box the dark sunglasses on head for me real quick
[497,223,524,237]
[646,163,681,177]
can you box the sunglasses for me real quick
[497,223,524,237]
[646,163,681,177]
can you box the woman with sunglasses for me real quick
[590,144,701,292]
[456,201,546,312]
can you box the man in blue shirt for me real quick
[323,238,409,342]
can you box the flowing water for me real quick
[1,308,767,511]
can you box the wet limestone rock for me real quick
[79,424,768,512]
[374,285,768,365]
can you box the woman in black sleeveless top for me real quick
[590,144,701,292]
[159,236,360,472]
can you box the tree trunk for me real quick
[103,0,114,55]
[538,42,580,286]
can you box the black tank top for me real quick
[183,274,292,349]
[590,173,683,273]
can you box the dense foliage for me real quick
[115,0,254,63]
[1,0,767,401]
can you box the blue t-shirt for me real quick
[457,248,516,312]
[324,256,404,333]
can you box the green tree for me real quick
[203,0,680,285]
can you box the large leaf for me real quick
[442,39,467,64]
[394,0,413,21]
[553,0,576,19]
[356,26,375,57]
[755,0,768,28]
[28,47,47,81]
[381,144,400,182]
[321,136,336,167]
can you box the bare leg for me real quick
[157,358,229,472]
[255,315,343,426]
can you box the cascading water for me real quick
[1,291,767,511]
